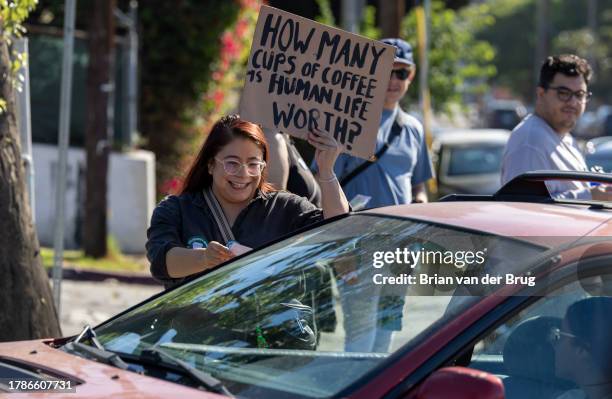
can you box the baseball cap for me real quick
[381,38,415,66]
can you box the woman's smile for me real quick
[228,180,250,190]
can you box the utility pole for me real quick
[84,0,116,258]
[115,0,138,147]
[415,0,436,195]
[341,0,363,33]
[534,0,550,88]
[52,0,77,316]
[587,0,597,76]
[379,0,404,38]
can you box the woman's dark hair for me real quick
[180,114,275,194]
[566,296,612,376]
[538,54,592,88]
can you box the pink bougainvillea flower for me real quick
[241,0,260,10]
[235,19,249,39]
[221,58,230,71]
[161,177,183,195]
[221,32,240,59]
[213,89,224,110]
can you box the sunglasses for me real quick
[391,68,412,81]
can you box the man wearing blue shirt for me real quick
[332,38,434,209]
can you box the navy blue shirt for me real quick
[146,190,323,288]
[332,107,434,208]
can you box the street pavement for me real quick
[59,279,163,336]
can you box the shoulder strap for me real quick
[203,188,236,245]
[286,135,321,204]
[339,118,403,188]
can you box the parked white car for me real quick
[432,129,510,199]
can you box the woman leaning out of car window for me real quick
[146,114,349,289]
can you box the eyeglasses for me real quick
[214,158,266,176]
[549,327,577,343]
[545,85,592,103]
[391,68,412,81]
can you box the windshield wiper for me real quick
[68,326,232,395]
[73,324,104,349]
[62,325,129,370]
[138,347,234,397]
[63,341,130,370]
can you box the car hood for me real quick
[0,339,223,398]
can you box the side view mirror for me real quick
[414,367,504,399]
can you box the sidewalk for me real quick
[48,264,163,336]
[59,279,163,336]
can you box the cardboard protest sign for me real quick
[239,5,395,159]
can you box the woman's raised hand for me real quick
[307,127,341,179]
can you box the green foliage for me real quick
[155,1,261,195]
[360,5,381,39]
[314,0,380,39]
[401,1,496,112]
[312,1,497,112]
[106,235,123,262]
[475,0,612,103]
[138,1,243,193]
[314,0,334,26]
[1,0,38,40]
[25,0,258,196]
[40,245,147,273]
[550,3,612,103]
[40,235,145,272]
[200,2,259,120]
[474,0,537,100]
[0,0,38,113]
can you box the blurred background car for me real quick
[585,135,612,149]
[482,99,527,131]
[586,140,612,173]
[575,105,612,139]
[432,129,510,200]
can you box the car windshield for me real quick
[94,214,544,398]
[448,145,505,176]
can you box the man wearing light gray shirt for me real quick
[502,113,590,199]
[501,54,611,200]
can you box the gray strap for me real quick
[203,188,235,244]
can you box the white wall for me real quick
[33,144,156,254]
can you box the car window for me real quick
[447,145,504,176]
[94,215,544,398]
[467,264,612,399]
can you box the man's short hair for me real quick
[537,54,592,88]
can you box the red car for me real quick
[1,171,611,399]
